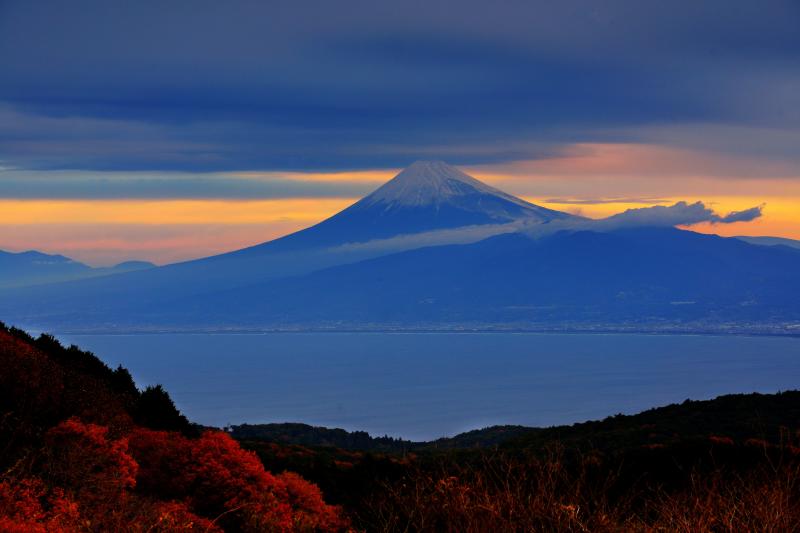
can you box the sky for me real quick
[0,0,799,265]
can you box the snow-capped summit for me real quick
[354,160,572,223]
[362,160,529,209]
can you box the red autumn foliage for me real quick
[129,428,348,532]
[136,501,222,533]
[45,418,138,502]
[126,427,194,499]
[0,421,349,532]
[277,471,350,531]
[0,478,81,532]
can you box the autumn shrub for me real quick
[127,427,194,499]
[0,477,81,532]
[128,501,222,533]
[44,418,138,500]
[277,471,351,531]
[129,428,349,531]
[35,418,139,530]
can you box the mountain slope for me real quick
[167,227,800,328]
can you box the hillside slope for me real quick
[166,226,800,328]
[0,323,346,531]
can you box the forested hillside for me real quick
[0,323,347,531]
[236,393,800,531]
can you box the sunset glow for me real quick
[2,191,797,265]
[2,144,798,264]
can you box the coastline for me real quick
[48,323,800,338]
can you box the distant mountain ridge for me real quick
[0,249,155,288]
[736,235,800,250]
[230,390,800,452]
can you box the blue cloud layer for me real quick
[0,0,798,173]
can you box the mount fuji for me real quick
[2,161,800,333]
[237,160,574,253]
[317,160,571,235]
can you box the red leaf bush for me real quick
[129,428,348,531]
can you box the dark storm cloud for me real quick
[0,0,799,173]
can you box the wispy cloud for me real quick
[719,204,765,224]
[329,201,766,259]
[599,201,765,228]
[330,223,521,255]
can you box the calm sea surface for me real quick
[57,333,800,441]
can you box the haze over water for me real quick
[58,332,800,441]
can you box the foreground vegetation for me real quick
[238,394,800,531]
[0,323,346,531]
[2,321,799,531]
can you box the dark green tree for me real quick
[134,384,191,433]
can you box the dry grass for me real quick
[360,447,800,533]
[638,464,800,532]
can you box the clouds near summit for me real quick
[601,202,765,229]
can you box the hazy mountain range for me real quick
[2,161,799,333]
[0,250,154,289]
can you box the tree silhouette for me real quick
[134,384,192,433]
